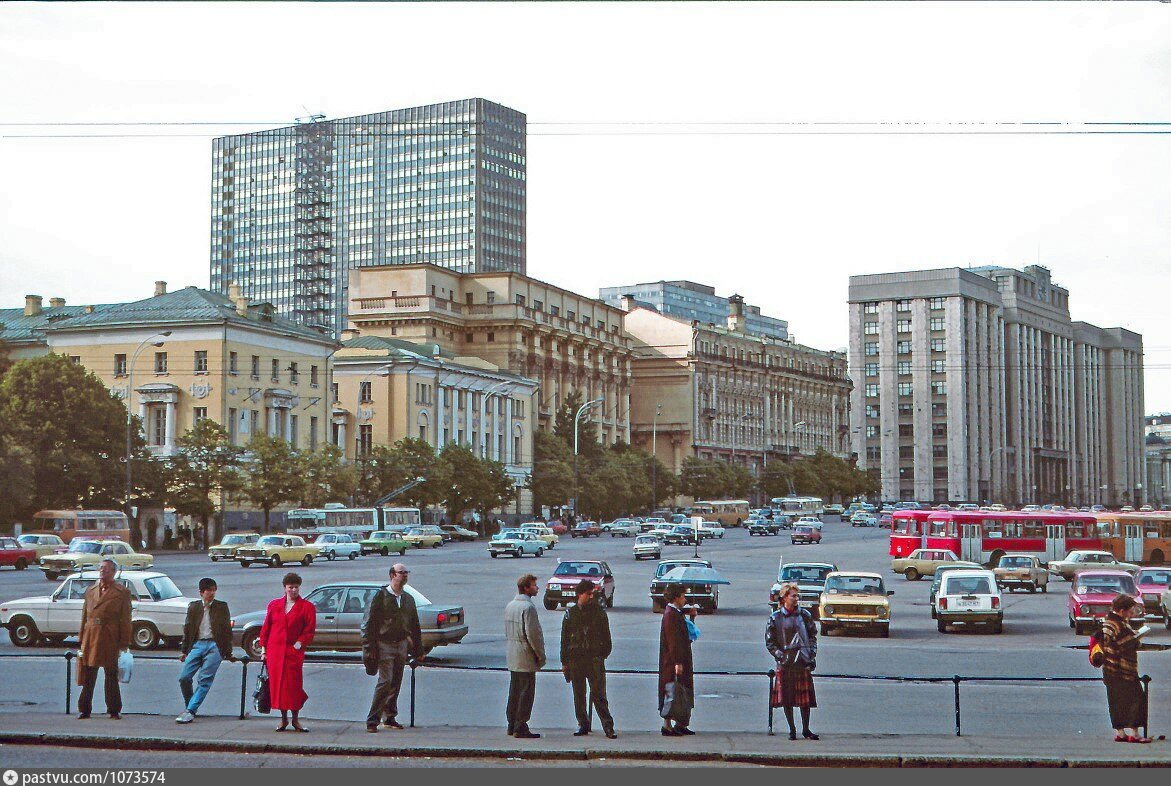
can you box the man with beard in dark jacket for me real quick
[560,580,616,738]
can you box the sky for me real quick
[1,3,1169,408]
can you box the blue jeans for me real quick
[179,640,223,714]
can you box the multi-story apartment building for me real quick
[848,265,1145,506]
[599,280,789,340]
[345,264,633,444]
[209,98,526,335]
[621,295,850,483]
[1146,415,1171,510]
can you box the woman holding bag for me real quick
[258,573,316,732]
[658,584,695,736]
[766,582,819,741]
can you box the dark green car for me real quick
[359,531,409,556]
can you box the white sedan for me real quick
[796,516,823,531]
[314,533,362,561]
[606,520,641,537]
[698,521,726,539]
[0,570,195,650]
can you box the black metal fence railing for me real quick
[0,651,1150,739]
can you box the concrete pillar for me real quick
[164,400,176,451]
[505,397,514,465]
[138,402,148,439]
[337,422,346,455]
[466,390,474,448]
[437,387,446,449]
[284,409,293,443]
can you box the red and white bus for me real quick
[890,510,1103,565]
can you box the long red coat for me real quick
[658,603,694,707]
[259,596,316,711]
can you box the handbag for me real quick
[774,617,805,669]
[660,680,693,722]
[117,651,134,684]
[363,643,379,676]
[253,662,271,715]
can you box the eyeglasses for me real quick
[393,570,410,576]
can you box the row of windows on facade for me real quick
[865,403,949,419]
[865,360,948,375]
[144,405,319,451]
[864,340,949,355]
[864,423,949,439]
[352,423,521,460]
[699,341,838,377]
[864,318,947,334]
[864,382,948,396]
[862,298,948,313]
[352,380,526,417]
[114,351,319,386]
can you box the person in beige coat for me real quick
[504,573,546,738]
[77,559,132,719]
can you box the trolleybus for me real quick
[285,505,421,541]
[890,509,1103,566]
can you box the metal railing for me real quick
[0,651,1150,738]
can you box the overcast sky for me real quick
[1,3,1168,408]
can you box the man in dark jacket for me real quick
[561,580,616,738]
[176,577,232,723]
[361,563,424,732]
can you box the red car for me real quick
[0,537,37,571]
[570,522,602,538]
[547,522,569,536]
[1068,570,1140,635]
[791,525,822,545]
[542,560,615,610]
[1135,567,1171,621]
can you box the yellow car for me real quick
[16,534,67,562]
[521,526,559,549]
[403,526,445,549]
[39,540,154,581]
[235,535,318,568]
[818,571,893,637]
[208,533,260,562]
[891,548,978,581]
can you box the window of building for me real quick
[310,365,319,386]
[896,319,912,333]
[359,381,372,402]
[863,322,879,335]
[515,294,526,306]
[597,319,605,330]
[514,434,522,460]
[193,407,207,424]
[513,398,525,417]
[251,355,260,379]
[897,361,912,375]
[866,425,879,438]
[866,446,881,461]
[487,332,495,342]
[897,341,912,354]
[863,302,879,314]
[930,339,945,353]
[865,384,879,398]
[331,382,339,403]
[933,444,948,458]
[154,352,168,374]
[465,332,474,343]
[932,402,947,417]
[290,415,298,445]
[486,291,496,304]
[534,300,543,312]
[929,318,945,331]
[898,402,913,416]
[229,351,238,375]
[114,354,127,377]
[865,363,878,377]
[289,362,299,384]
[358,424,373,456]
[899,445,914,459]
[310,416,318,451]
[582,315,590,325]
[864,342,879,356]
[228,407,237,444]
[550,305,560,317]
[932,423,947,437]
[897,382,913,396]
[150,407,166,445]
[933,467,949,480]
[931,381,947,395]
[250,410,260,437]
[898,424,914,437]
[271,359,280,381]
[194,351,208,373]
[567,310,576,322]
[929,297,945,310]
[931,359,945,373]
[896,300,911,312]
[865,404,879,418]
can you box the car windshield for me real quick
[575,523,592,529]
[945,576,993,595]
[222,536,248,545]
[500,530,525,539]
[72,542,102,554]
[999,557,1032,568]
[656,561,706,578]
[141,576,183,601]
[372,532,396,540]
[795,526,814,533]
[780,566,832,583]
[1138,570,1171,586]
[555,562,602,577]
[636,537,657,544]
[1076,575,1138,595]
[824,575,885,595]
[257,536,284,546]
[406,529,424,535]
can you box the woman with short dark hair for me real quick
[1099,593,1149,743]
[658,583,695,736]
[258,572,316,732]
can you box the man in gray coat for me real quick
[505,573,546,738]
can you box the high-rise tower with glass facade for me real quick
[210,98,526,334]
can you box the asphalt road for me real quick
[2,517,1167,736]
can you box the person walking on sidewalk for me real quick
[362,563,424,733]
[505,573,546,739]
[766,582,819,741]
[658,583,695,736]
[176,577,233,724]
[1099,594,1151,743]
[76,559,132,720]
[258,572,316,732]
[561,580,617,739]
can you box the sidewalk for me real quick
[0,714,1169,767]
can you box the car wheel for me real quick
[1074,622,1085,636]
[905,568,920,581]
[819,623,830,636]
[651,599,664,613]
[937,620,947,633]
[381,547,389,557]
[1041,584,1047,594]
[243,630,263,661]
[544,598,557,611]
[8,616,39,647]
[605,593,614,609]
[490,552,499,559]
[432,542,440,549]
[326,551,336,561]
[14,558,27,571]
[271,555,282,568]
[348,551,357,560]
[1164,609,1171,630]
[513,551,521,558]
[1069,615,1076,629]
[992,621,1004,634]
[878,626,890,638]
[240,561,252,568]
[536,548,544,557]
[132,622,160,650]
[399,549,407,556]
[44,572,59,582]
[302,555,313,566]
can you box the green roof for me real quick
[0,304,119,346]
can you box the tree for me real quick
[239,434,305,532]
[437,443,515,533]
[299,444,357,508]
[0,336,12,380]
[353,439,446,511]
[0,441,35,531]
[553,391,602,458]
[167,419,243,546]
[528,431,574,512]
[759,451,880,503]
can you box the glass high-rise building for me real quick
[210,98,526,334]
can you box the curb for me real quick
[2,732,1170,767]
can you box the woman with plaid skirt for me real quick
[766,582,818,740]
[1099,594,1150,743]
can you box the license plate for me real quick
[956,599,979,608]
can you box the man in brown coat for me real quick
[77,559,132,719]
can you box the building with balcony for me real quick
[344,264,633,445]
[620,295,850,484]
[600,280,789,341]
[849,265,1145,506]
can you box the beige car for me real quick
[208,533,260,562]
[16,534,67,562]
[1047,550,1140,581]
[818,571,893,637]
[521,526,559,548]
[993,553,1049,593]
[891,549,977,581]
[39,540,154,581]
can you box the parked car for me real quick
[747,518,781,536]
[851,513,879,528]
[649,558,718,613]
[647,524,676,539]
[521,525,560,548]
[791,525,822,545]
[547,522,569,536]
[15,534,66,562]
[359,531,409,557]
[1135,567,1171,621]
[641,517,667,533]
[1048,550,1139,581]
[488,530,546,559]
[818,572,893,637]
[633,535,663,561]
[233,581,467,660]
[235,535,318,568]
[314,533,362,561]
[824,504,845,517]
[543,560,615,609]
[993,554,1049,593]
[1069,570,1141,635]
[663,525,700,546]
[570,522,602,538]
[795,516,823,530]
[403,526,445,549]
[40,540,154,581]
[934,569,1003,633]
[0,537,37,571]
[1,570,194,649]
[605,520,641,538]
[697,521,725,539]
[771,561,838,616]
[208,533,260,562]
[891,549,977,582]
[439,524,478,542]
[930,563,988,617]
[669,514,690,525]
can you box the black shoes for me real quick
[661,726,679,736]
[366,724,378,733]
[803,730,819,741]
[675,727,695,736]
[382,720,404,730]
[109,713,122,720]
[573,728,590,736]
[77,713,90,720]
[789,730,798,741]
[605,730,618,739]
[514,729,541,739]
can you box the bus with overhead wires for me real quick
[890,509,1103,566]
[770,496,825,520]
[285,505,421,541]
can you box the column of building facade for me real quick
[877,300,900,500]
[505,396,514,465]
[164,400,177,452]
[436,386,446,449]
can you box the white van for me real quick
[934,569,1003,634]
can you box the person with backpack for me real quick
[1097,594,1150,743]
[766,581,819,741]
[560,580,617,738]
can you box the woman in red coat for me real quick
[259,572,316,732]
[658,583,695,736]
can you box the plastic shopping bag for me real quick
[117,651,134,684]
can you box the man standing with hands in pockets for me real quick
[505,573,546,738]
[560,580,617,739]
[362,563,423,733]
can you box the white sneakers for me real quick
[176,711,195,724]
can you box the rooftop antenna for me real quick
[295,106,326,124]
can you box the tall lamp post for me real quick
[480,380,511,460]
[651,403,663,511]
[573,397,604,519]
[125,331,171,546]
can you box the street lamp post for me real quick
[651,403,663,511]
[573,397,604,519]
[480,380,511,460]
[125,331,171,547]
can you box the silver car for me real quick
[633,535,663,560]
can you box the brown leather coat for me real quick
[77,581,132,680]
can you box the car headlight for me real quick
[549,584,560,591]
[877,607,890,618]
[824,605,834,615]
[1080,604,1091,616]
[1145,593,1159,602]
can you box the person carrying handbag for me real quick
[765,582,819,741]
[658,584,696,736]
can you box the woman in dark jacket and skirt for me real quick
[658,584,695,736]
[766,582,818,740]
[1099,594,1149,743]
